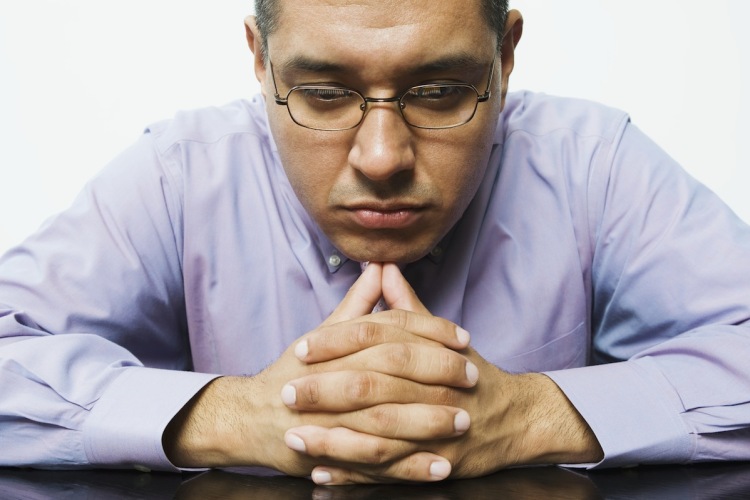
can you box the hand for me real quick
[163,263,476,478]
[284,264,604,484]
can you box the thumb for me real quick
[382,263,431,315]
[322,261,384,326]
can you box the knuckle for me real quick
[318,431,336,458]
[365,439,390,464]
[345,372,376,402]
[367,405,400,435]
[425,409,449,435]
[386,342,412,371]
[301,379,321,406]
[355,321,380,348]
[395,453,420,479]
[438,350,461,379]
[388,309,410,331]
[433,385,459,406]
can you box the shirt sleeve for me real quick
[545,120,750,468]
[0,131,218,470]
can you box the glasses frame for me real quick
[270,60,495,131]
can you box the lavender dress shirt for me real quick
[1,92,749,471]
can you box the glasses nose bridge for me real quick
[359,95,407,126]
[361,95,404,111]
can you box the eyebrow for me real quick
[277,51,491,76]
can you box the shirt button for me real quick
[328,255,342,267]
[430,246,443,257]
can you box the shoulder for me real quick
[144,95,273,155]
[498,91,630,144]
[493,91,635,200]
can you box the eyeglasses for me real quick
[270,61,495,131]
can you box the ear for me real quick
[244,15,269,98]
[498,9,523,109]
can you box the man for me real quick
[0,0,748,485]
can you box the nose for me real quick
[347,102,415,181]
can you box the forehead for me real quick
[268,0,495,74]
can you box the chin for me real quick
[340,240,432,265]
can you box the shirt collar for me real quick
[323,229,453,274]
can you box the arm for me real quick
[0,132,217,470]
[0,135,475,475]
[547,121,750,466]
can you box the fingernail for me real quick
[285,432,307,453]
[281,384,297,406]
[429,460,451,480]
[454,410,471,433]
[294,339,309,359]
[465,361,479,385]
[312,469,333,484]
[456,327,470,346]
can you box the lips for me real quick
[343,202,427,229]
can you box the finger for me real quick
[382,262,430,314]
[284,425,456,474]
[338,404,471,440]
[281,369,475,412]
[285,425,419,465]
[288,345,478,405]
[309,453,452,485]
[286,400,470,441]
[281,371,425,410]
[295,312,471,363]
[322,262,383,326]
[344,343,479,388]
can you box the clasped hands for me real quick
[164,263,602,484]
[256,261,548,485]
[278,262,484,484]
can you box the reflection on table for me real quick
[1,462,749,499]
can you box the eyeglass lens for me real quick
[286,84,479,130]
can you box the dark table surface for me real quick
[1,462,749,499]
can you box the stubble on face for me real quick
[262,0,501,263]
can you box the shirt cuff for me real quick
[544,359,695,468]
[83,367,219,471]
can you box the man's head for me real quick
[253,0,511,63]
[245,0,523,264]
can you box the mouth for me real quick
[342,202,428,230]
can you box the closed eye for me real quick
[299,87,356,101]
[408,85,464,100]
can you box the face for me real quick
[247,0,520,263]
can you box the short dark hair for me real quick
[254,0,509,62]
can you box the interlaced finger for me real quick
[296,311,471,363]
[282,367,475,412]
[309,451,453,485]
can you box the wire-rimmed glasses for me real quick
[270,61,495,131]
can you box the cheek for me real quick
[421,129,494,215]
[270,118,349,214]
[452,114,498,204]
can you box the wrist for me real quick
[511,373,603,465]
[163,376,266,468]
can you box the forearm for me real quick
[0,327,215,469]
[547,332,750,468]
[511,372,603,466]
[163,376,266,468]
[163,371,327,475]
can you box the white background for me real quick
[1,1,748,254]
